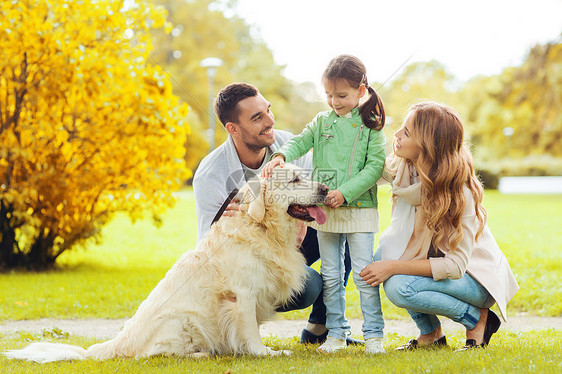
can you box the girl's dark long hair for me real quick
[322,54,385,130]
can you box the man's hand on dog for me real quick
[223,198,241,217]
[296,221,307,247]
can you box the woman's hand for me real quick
[260,155,285,179]
[359,261,397,287]
[222,198,241,217]
[325,190,345,209]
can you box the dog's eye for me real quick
[289,175,300,183]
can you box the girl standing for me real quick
[263,54,387,354]
[360,102,518,350]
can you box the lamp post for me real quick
[200,57,223,153]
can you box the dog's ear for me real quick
[247,180,266,222]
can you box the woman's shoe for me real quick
[458,339,478,351]
[482,310,501,346]
[395,335,447,351]
[457,309,501,351]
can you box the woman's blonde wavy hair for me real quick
[403,102,487,251]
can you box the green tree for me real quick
[0,0,190,269]
[150,0,324,170]
[377,60,461,149]
[465,39,562,160]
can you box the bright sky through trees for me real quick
[235,0,562,90]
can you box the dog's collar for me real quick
[211,188,240,226]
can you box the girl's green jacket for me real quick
[275,108,386,208]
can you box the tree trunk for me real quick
[1,201,57,270]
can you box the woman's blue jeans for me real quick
[318,231,384,340]
[383,271,494,334]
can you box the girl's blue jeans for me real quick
[317,231,384,340]
[382,253,494,334]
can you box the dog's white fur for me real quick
[4,164,327,362]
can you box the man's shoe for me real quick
[301,328,365,345]
[346,336,365,346]
[300,328,328,344]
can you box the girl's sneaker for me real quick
[317,336,346,353]
[365,338,385,354]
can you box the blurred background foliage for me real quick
[149,0,561,181]
[0,0,560,268]
[377,41,562,186]
[149,0,326,172]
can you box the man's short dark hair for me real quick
[214,83,259,126]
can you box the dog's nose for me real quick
[319,184,329,196]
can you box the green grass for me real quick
[1,330,561,373]
[0,188,561,321]
[1,188,561,372]
[480,191,562,316]
[0,190,197,320]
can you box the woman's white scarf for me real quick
[379,160,433,261]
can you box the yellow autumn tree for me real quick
[0,0,191,269]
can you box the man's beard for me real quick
[245,134,275,153]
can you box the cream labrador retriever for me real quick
[4,164,327,362]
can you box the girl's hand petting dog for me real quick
[324,190,345,209]
[261,155,285,180]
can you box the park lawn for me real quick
[0,329,561,373]
[0,187,561,321]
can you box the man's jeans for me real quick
[276,228,352,327]
[276,266,323,313]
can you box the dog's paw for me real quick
[188,352,211,359]
[265,347,292,356]
[248,345,291,356]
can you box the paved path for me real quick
[1,316,559,340]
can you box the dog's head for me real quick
[237,164,327,224]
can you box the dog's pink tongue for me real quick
[306,206,327,225]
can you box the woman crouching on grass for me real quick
[360,102,519,350]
